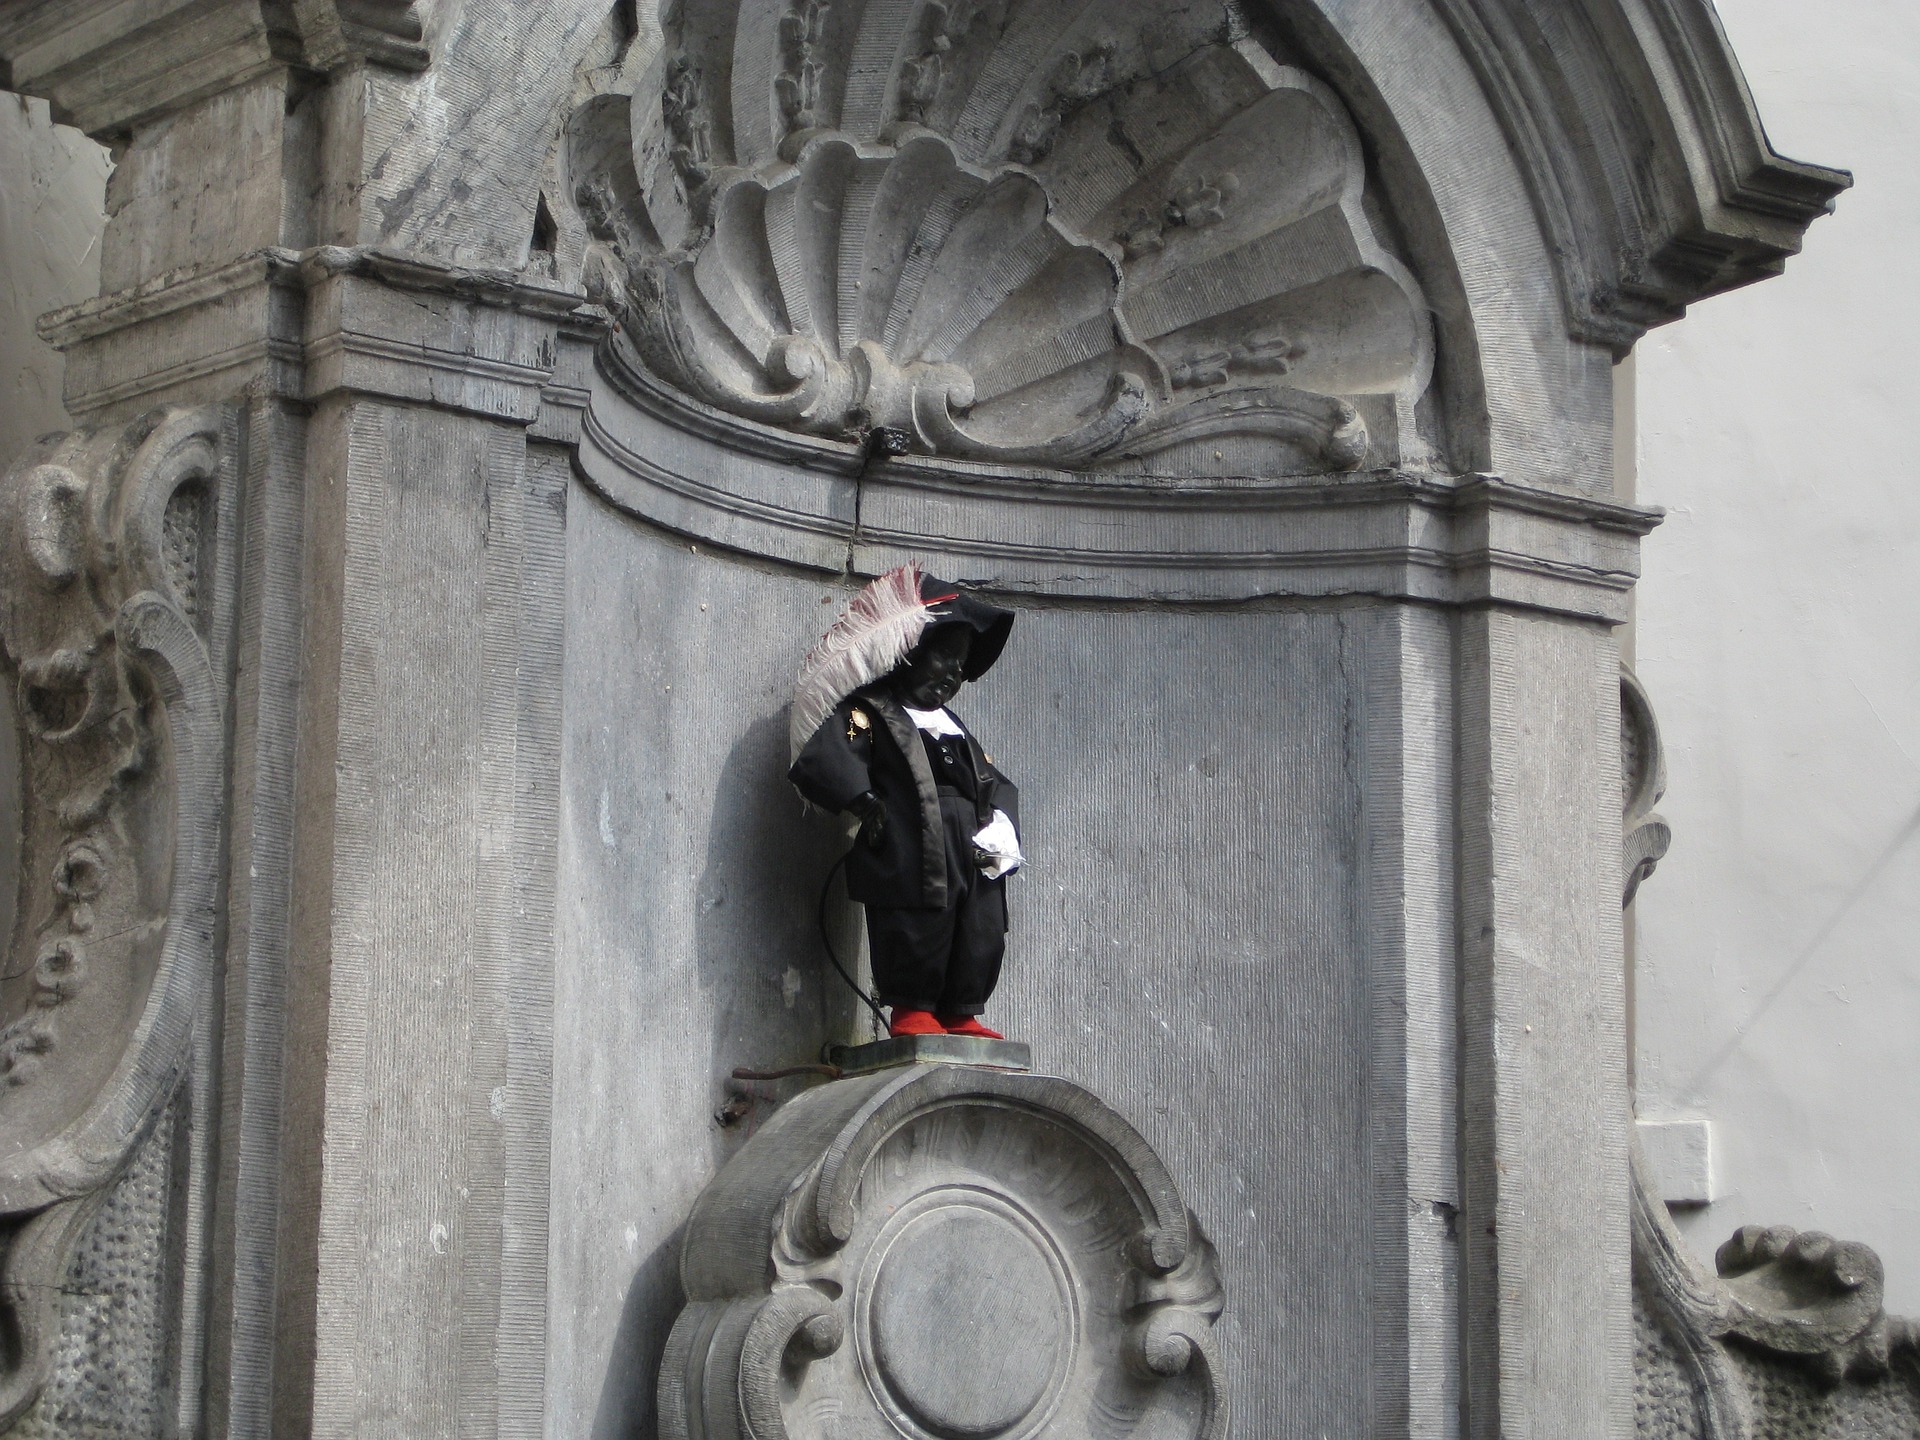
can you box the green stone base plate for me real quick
[825,1034,1032,1077]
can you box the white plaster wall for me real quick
[1632,0,1920,1312]
[0,94,108,463]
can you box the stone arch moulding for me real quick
[0,408,237,1429]
[565,0,1843,601]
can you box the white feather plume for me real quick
[790,564,936,761]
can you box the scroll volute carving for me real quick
[1622,668,1920,1428]
[0,407,227,1426]
[663,1066,1228,1440]
[1621,664,1671,907]
[574,0,1432,474]
[305,0,441,71]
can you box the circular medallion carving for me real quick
[863,1193,1075,1439]
[662,1067,1227,1440]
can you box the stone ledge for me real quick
[578,355,1660,619]
[0,2,433,138]
[35,246,610,427]
[825,1035,1033,1077]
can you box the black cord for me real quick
[819,852,887,1024]
[846,426,910,572]
[856,424,912,474]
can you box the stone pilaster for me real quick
[1,4,612,1434]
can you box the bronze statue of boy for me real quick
[788,566,1022,1038]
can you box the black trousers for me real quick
[865,793,1007,1015]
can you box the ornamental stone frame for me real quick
[0,3,1847,1438]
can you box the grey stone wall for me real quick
[548,498,1478,1436]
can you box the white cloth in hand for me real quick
[972,809,1024,880]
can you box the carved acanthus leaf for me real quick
[0,408,228,1429]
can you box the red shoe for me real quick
[941,1016,1004,1040]
[888,1008,945,1037]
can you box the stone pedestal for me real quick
[663,1064,1224,1440]
[0,2,1843,1436]
[825,1034,1032,1076]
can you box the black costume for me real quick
[790,690,1018,1014]
[788,581,1019,1017]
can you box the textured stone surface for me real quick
[0,97,106,464]
[1730,1349,1920,1439]
[0,406,235,1432]
[868,1207,1067,1432]
[1632,1179,1920,1439]
[1458,608,1634,1434]
[288,400,569,1440]
[1635,1284,1706,1440]
[11,1094,187,1440]
[0,5,615,1432]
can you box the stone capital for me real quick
[0,2,437,138]
[38,246,607,432]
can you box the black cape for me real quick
[789,687,1018,910]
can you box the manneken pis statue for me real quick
[787,565,1023,1039]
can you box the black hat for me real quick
[915,572,1014,680]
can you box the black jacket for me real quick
[789,688,1018,910]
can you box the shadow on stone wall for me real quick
[590,1227,682,1440]
[696,711,869,1115]
[697,713,836,1093]
[589,711,880,1438]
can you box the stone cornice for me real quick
[298,246,587,319]
[1426,0,1852,349]
[37,246,609,428]
[38,247,588,345]
[0,1,433,138]
[579,349,1658,622]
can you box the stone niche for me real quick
[0,0,1845,1435]
[555,525,1452,1437]
[553,1,1661,1436]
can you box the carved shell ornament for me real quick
[578,0,1433,473]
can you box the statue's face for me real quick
[896,625,971,709]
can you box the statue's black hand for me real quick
[850,793,886,848]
